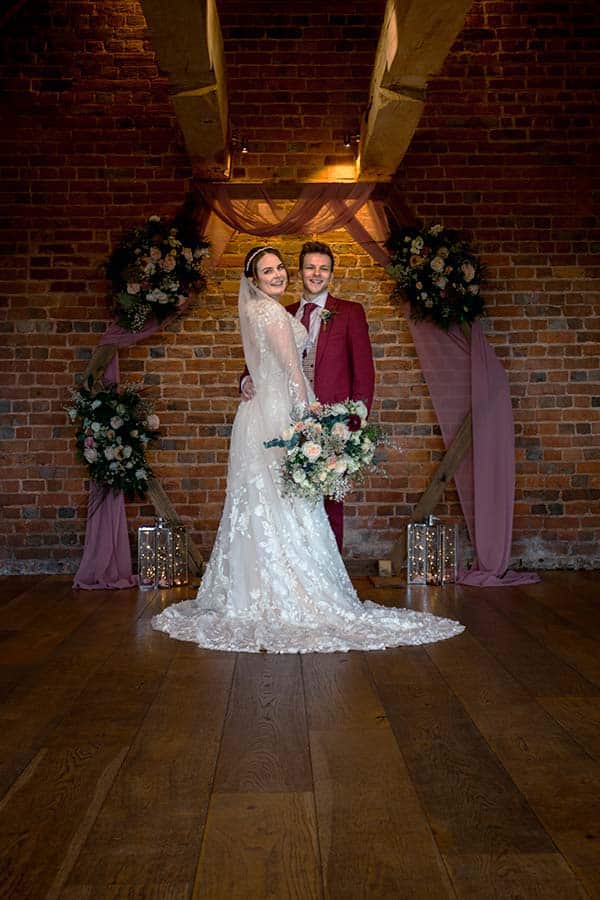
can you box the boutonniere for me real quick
[320,308,337,330]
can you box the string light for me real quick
[138,518,189,590]
[407,516,457,585]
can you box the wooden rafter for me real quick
[139,0,229,180]
[358,0,472,181]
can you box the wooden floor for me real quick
[0,572,599,899]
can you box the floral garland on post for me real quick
[105,214,210,332]
[386,223,486,330]
[67,385,160,499]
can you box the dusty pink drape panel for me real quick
[350,199,538,585]
[73,310,188,590]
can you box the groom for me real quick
[242,240,375,551]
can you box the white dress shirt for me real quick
[297,289,328,353]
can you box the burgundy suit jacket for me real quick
[285,294,375,412]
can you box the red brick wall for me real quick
[1,0,598,575]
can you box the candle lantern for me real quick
[137,517,188,589]
[406,515,457,585]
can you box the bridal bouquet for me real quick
[67,384,160,499]
[264,399,384,504]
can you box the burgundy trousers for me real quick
[324,497,344,552]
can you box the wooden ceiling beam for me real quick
[358,0,472,181]
[140,0,230,180]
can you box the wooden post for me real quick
[373,323,474,585]
[388,410,472,575]
[81,344,118,390]
[146,478,204,576]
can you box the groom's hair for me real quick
[299,241,335,271]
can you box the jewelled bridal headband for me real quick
[244,245,279,273]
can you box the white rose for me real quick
[411,236,424,252]
[461,261,476,282]
[123,446,132,458]
[110,416,123,429]
[147,289,169,304]
[430,256,445,273]
[135,468,147,480]
[146,414,160,430]
[91,421,101,432]
[334,458,348,474]
[292,469,307,484]
[353,400,367,419]
[331,403,348,415]
[331,422,349,441]
[148,215,161,222]
[302,442,322,462]
[83,448,98,463]
[429,224,443,236]
[281,426,295,442]
[103,446,116,460]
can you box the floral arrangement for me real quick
[386,222,485,330]
[67,384,160,499]
[264,399,385,504]
[105,214,210,332]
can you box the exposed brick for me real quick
[0,0,598,573]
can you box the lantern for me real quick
[137,517,189,589]
[406,516,457,585]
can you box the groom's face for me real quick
[300,253,333,300]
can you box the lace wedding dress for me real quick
[152,277,464,653]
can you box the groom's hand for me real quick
[241,376,256,400]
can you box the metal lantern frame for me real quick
[406,515,457,585]
[138,517,189,589]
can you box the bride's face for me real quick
[254,253,288,299]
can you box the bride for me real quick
[152,246,464,653]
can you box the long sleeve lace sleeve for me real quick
[261,307,308,407]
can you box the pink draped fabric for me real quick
[73,308,188,590]
[196,183,375,237]
[199,184,538,585]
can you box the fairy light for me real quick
[138,518,189,590]
[407,516,457,585]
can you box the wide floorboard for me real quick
[0,571,598,899]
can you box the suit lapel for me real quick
[315,295,339,371]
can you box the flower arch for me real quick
[74,185,538,590]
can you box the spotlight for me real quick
[344,133,360,149]
[240,136,249,154]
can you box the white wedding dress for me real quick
[152,277,464,653]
